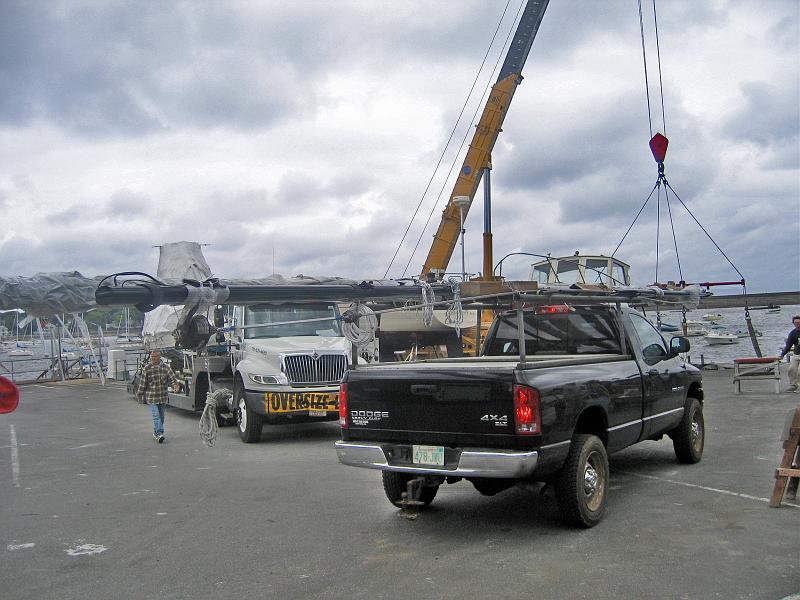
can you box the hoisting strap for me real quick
[662,179,746,282]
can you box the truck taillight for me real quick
[535,304,571,315]
[339,383,348,428]
[513,384,540,435]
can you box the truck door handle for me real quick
[648,369,659,376]
[410,384,437,395]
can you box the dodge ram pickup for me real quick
[335,303,704,527]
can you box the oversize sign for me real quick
[264,392,338,414]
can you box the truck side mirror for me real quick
[670,336,690,357]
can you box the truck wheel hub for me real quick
[583,464,599,495]
[691,417,702,449]
[238,398,247,430]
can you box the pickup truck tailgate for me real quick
[342,363,517,444]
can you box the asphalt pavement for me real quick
[1,370,798,600]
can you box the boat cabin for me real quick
[529,253,631,287]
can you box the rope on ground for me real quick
[199,389,230,447]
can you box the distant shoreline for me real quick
[699,291,799,309]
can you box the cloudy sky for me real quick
[1,0,798,293]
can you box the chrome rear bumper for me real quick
[334,441,538,478]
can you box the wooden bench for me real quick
[733,357,781,393]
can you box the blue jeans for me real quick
[150,403,166,436]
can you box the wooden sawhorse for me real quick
[770,407,800,507]
[733,357,781,394]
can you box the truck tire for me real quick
[672,398,704,464]
[235,381,263,443]
[555,434,609,528]
[382,472,438,508]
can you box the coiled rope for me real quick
[197,352,231,447]
[199,389,229,447]
[341,303,379,347]
[420,282,436,327]
[444,277,464,336]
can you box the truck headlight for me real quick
[249,374,280,385]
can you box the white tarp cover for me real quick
[142,241,214,349]
[0,272,100,317]
[155,240,213,282]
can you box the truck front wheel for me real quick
[382,472,438,508]
[235,381,263,443]
[555,434,609,528]
[671,398,704,464]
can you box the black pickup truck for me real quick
[335,304,704,527]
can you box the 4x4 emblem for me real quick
[480,414,508,427]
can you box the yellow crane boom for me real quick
[421,0,549,280]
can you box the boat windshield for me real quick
[244,304,342,339]
[484,307,622,356]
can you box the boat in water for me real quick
[705,332,738,345]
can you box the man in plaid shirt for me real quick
[137,350,181,443]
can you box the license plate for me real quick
[412,445,445,466]
[308,410,327,417]
[264,392,338,414]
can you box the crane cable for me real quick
[399,0,526,279]
[402,0,524,277]
[383,0,516,279]
[638,0,667,138]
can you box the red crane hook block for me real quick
[649,133,669,163]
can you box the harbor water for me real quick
[658,304,800,366]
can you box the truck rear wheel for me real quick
[382,472,438,508]
[235,381,263,443]
[672,398,704,464]
[555,434,608,528]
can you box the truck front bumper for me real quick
[334,441,538,479]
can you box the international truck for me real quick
[156,301,378,443]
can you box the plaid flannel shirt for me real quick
[138,362,179,405]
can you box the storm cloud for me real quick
[0,0,797,295]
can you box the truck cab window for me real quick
[629,314,668,365]
[484,307,622,356]
[244,304,343,339]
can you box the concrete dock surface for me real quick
[1,370,798,600]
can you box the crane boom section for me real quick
[421,75,518,277]
[421,0,549,278]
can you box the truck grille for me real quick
[282,353,347,386]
